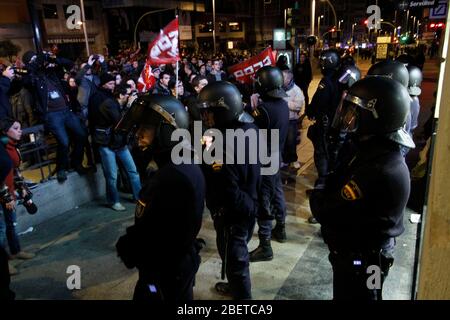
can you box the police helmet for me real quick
[338,65,361,88]
[341,54,356,67]
[254,66,288,99]
[407,65,423,96]
[367,60,409,88]
[396,54,415,67]
[332,77,415,148]
[319,49,341,71]
[117,94,189,150]
[198,81,253,129]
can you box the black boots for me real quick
[271,223,287,243]
[249,238,273,262]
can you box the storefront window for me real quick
[229,22,242,32]
[199,22,213,33]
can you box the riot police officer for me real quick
[367,60,410,88]
[327,63,361,172]
[198,81,260,300]
[115,95,206,301]
[309,76,415,300]
[249,66,289,262]
[306,49,341,190]
[402,65,423,156]
[367,60,414,157]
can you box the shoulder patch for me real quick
[341,180,363,201]
[212,162,223,172]
[135,200,146,219]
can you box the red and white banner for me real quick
[227,47,277,84]
[137,61,156,93]
[148,17,180,65]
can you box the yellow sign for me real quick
[376,43,389,59]
[377,36,392,44]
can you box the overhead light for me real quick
[229,22,239,26]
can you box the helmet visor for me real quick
[332,92,358,133]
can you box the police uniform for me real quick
[310,76,415,300]
[307,72,341,187]
[115,95,206,302]
[198,81,260,300]
[256,98,289,241]
[310,139,409,300]
[249,66,289,262]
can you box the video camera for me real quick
[11,66,28,76]
[14,171,38,215]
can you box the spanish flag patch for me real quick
[341,180,363,201]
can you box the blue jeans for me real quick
[45,110,88,171]
[0,205,21,255]
[98,146,141,205]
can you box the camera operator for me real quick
[76,54,107,119]
[21,50,88,183]
[0,118,35,277]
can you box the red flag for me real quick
[148,18,180,65]
[137,60,156,93]
[227,47,276,85]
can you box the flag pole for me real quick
[175,12,179,99]
[176,60,179,99]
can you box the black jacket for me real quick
[202,122,261,222]
[88,88,114,128]
[0,76,13,119]
[259,98,289,160]
[116,150,205,279]
[151,82,172,96]
[294,59,313,88]
[307,72,341,120]
[22,58,73,120]
[310,139,410,251]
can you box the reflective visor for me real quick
[338,68,359,85]
[331,96,359,133]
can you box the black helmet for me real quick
[338,65,361,88]
[198,81,253,129]
[396,54,415,67]
[254,66,288,99]
[407,65,423,96]
[367,60,409,88]
[341,54,355,67]
[116,94,189,150]
[319,49,340,71]
[332,77,415,148]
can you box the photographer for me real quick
[92,84,141,211]
[76,54,108,119]
[0,118,36,276]
[21,51,88,182]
